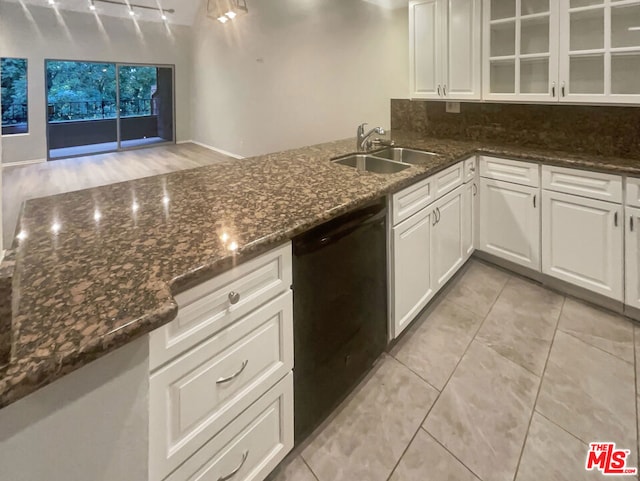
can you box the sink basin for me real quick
[333,154,411,174]
[372,147,438,165]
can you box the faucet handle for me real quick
[358,122,368,133]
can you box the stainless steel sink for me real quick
[372,147,438,165]
[333,154,411,174]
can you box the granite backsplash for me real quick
[390,99,640,159]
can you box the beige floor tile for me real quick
[443,261,510,318]
[267,456,318,481]
[558,298,634,363]
[516,413,607,481]
[391,299,485,390]
[536,331,637,459]
[423,341,539,481]
[389,429,480,481]
[302,355,438,481]
[476,277,564,376]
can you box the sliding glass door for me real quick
[118,64,174,149]
[46,60,174,160]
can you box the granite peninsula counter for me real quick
[1,131,639,408]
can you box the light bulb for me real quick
[217,15,228,23]
[129,8,135,16]
[225,11,237,19]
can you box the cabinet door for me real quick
[432,185,465,291]
[443,0,482,100]
[626,207,640,309]
[462,180,475,260]
[479,178,541,270]
[391,207,434,338]
[559,0,640,104]
[483,0,559,101]
[542,191,623,300]
[410,0,443,99]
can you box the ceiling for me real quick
[3,0,201,25]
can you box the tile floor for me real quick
[269,259,639,481]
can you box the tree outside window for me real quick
[1,58,28,135]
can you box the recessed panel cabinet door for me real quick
[479,178,541,270]
[410,0,442,99]
[391,207,434,338]
[432,185,465,291]
[542,191,623,301]
[444,0,482,99]
[626,207,640,309]
[462,180,475,260]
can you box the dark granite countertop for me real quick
[1,131,639,408]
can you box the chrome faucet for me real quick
[357,123,386,152]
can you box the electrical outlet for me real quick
[446,102,461,113]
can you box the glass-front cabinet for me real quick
[483,0,640,103]
[483,0,559,101]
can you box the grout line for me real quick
[557,327,635,366]
[301,456,321,481]
[511,296,566,481]
[534,409,596,448]
[422,427,485,481]
[391,356,442,393]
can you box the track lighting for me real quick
[208,0,248,24]
[89,0,96,10]
[89,1,175,19]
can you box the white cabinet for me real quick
[626,207,640,309]
[432,185,466,291]
[484,0,640,103]
[483,0,559,101]
[391,206,435,338]
[542,191,623,300]
[479,178,541,270]
[410,0,482,100]
[462,179,476,259]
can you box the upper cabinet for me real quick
[483,0,640,103]
[410,0,482,100]
[559,0,640,103]
[483,0,559,101]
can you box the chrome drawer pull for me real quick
[218,451,249,481]
[216,360,249,385]
[228,291,240,305]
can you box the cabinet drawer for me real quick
[149,292,293,481]
[464,156,477,183]
[391,176,433,226]
[433,162,465,198]
[165,373,293,481]
[480,156,540,187]
[150,243,292,370]
[626,177,640,208]
[542,165,622,203]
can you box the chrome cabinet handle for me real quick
[443,85,447,96]
[436,207,441,223]
[533,195,536,208]
[217,451,249,481]
[473,183,478,196]
[216,360,249,385]
[433,210,438,226]
[437,84,441,96]
[614,211,619,227]
[551,81,556,97]
[228,291,240,305]
[561,81,566,97]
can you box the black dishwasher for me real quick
[292,200,388,444]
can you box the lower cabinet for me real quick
[390,181,470,339]
[391,206,435,338]
[542,191,624,301]
[432,185,465,291]
[462,179,476,260]
[165,373,293,481]
[479,178,541,270]
[626,207,640,309]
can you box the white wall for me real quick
[191,0,409,157]
[0,1,193,164]
[0,336,149,481]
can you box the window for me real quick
[1,58,28,135]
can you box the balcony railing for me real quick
[46,98,159,122]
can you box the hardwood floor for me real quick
[2,143,232,247]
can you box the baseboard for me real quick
[2,158,46,168]
[190,140,244,160]
[176,140,192,145]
